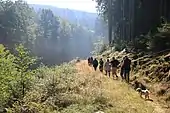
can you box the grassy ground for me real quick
[99,48,170,111]
[7,59,168,113]
[75,60,166,113]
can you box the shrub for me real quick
[0,44,37,109]
[7,64,109,113]
[113,39,127,51]
[131,35,149,52]
[0,44,17,107]
[147,34,170,52]
[146,24,170,52]
[115,23,170,53]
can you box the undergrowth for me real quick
[6,64,109,113]
[0,44,109,113]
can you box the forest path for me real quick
[75,60,168,113]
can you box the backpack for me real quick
[99,60,104,66]
[111,60,120,67]
[93,60,98,66]
[122,58,131,69]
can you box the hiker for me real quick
[122,56,131,83]
[110,57,120,79]
[120,56,126,81]
[104,59,111,77]
[99,58,104,72]
[93,58,98,71]
[87,57,91,66]
[90,57,93,65]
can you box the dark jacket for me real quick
[93,59,98,67]
[99,60,104,66]
[122,58,131,70]
[110,59,120,67]
[88,57,91,63]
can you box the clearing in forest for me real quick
[75,60,167,113]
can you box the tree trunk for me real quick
[128,0,131,41]
[131,0,135,41]
[108,0,112,46]
[122,0,125,40]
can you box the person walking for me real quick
[93,58,98,71]
[120,56,126,81]
[88,57,91,66]
[110,57,120,79]
[122,56,131,83]
[99,58,104,72]
[90,57,93,65]
[104,59,111,77]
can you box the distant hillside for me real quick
[29,4,97,30]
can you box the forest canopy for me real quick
[0,0,105,65]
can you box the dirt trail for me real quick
[75,60,168,113]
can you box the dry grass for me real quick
[98,76,155,113]
[76,61,158,113]
[8,60,167,113]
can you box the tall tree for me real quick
[0,0,35,48]
[95,0,170,43]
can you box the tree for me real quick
[95,0,170,45]
[0,0,97,65]
[37,9,60,40]
[94,17,108,37]
[15,44,37,97]
[0,44,17,107]
[0,0,36,48]
[0,44,36,107]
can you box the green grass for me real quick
[7,63,110,113]
[7,61,160,113]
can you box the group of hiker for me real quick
[87,56,131,83]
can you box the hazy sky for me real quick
[24,0,97,13]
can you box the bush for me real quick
[0,44,17,107]
[141,24,170,52]
[147,34,170,52]
[113,39,127,51]
[131,35,149,52]
[0,44,37,109]
[7,64,109,113]
[114,23,170,53]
